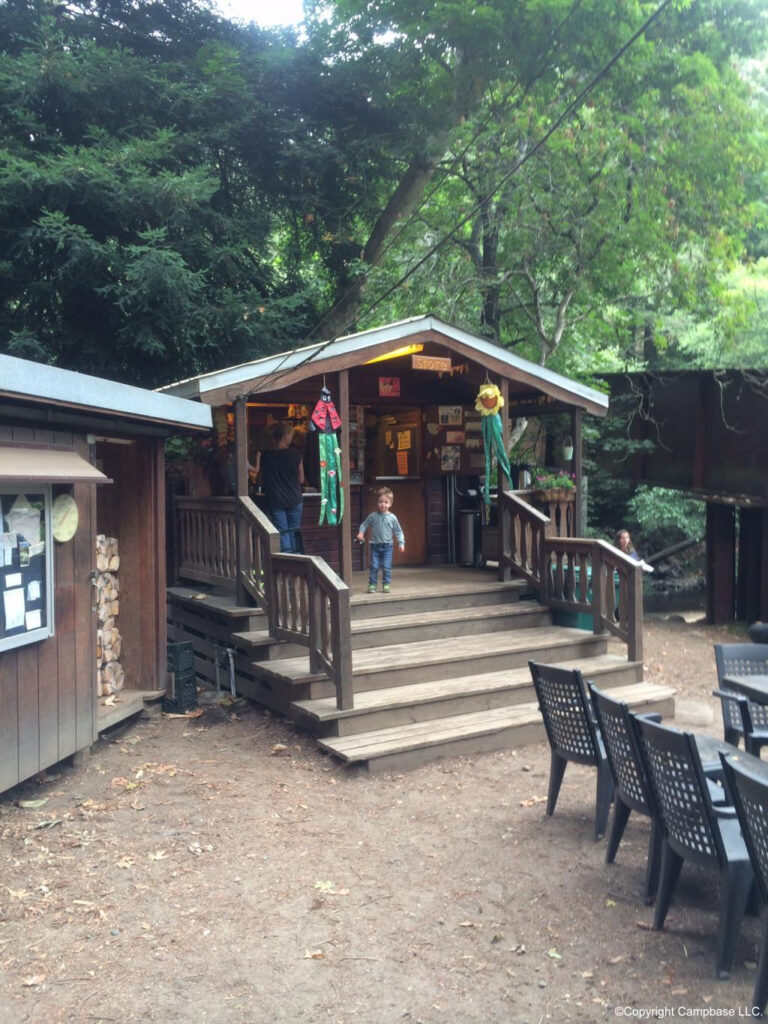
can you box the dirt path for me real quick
[0,616,761,1024]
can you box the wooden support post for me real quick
[591,542,603,638]
[335,586,354,710]
[571,408,583,537]
[234,396,249,606]
[499,378,511,581]
[151,437,167,691]
[337,370,353,586]
[706,502,735,624]
[627,565,644,664]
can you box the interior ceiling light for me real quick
[364,344,424,365]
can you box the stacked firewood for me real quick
[95,535,125,697]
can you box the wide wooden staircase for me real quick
[167,568,674,773]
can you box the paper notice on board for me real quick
[397,431,411,450]
[396,451,409,475]
[3,533,15,565]
[3,587,25,630]
[27,580,41,602]
[25,609,42,631]
[5,573,22,588]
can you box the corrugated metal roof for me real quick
[0,355,212,430]
[158,314,608,413]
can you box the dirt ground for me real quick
[0,615,763,1024]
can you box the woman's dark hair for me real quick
[270,422,292,441]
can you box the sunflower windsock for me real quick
[474,382,511,504]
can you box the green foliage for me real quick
[1,0,767,396]
[627,485,706,550]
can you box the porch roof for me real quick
[159,315,609,416]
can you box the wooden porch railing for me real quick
[500,491,643,662]
[175,495,353,711]
[175,496,237,586]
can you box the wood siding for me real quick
[96,438,166,692]
[0,427,97,794]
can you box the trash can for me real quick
[458,509,480,567]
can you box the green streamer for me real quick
[481,413,512,505]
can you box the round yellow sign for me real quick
[52,493,79,543]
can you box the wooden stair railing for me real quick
[238,496,280,625]
[239,497,353,711]
[271,554,353,711]
[500,491,643,662]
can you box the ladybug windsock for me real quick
[310,386,345,525]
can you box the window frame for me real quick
[0,484,54,654]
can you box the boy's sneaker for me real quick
[382,584,391,593]
[367,584,377,594]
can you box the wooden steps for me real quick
[251,626,612,698]
[316,682,676,774]
[168,567,674,772]
[234,599,548,654]
[349,578,527,619]
[291,654,642,737]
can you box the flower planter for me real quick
[529,488,575,503]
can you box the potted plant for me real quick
[530,468,576,499]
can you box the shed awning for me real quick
[0,447,111,484]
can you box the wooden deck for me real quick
[167,564,675,771]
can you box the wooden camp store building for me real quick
[0,355,211,794]
[163,316,674,771]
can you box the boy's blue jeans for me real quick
[369,543,393,586]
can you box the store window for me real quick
[0,487,53,652]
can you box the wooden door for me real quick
[390,478,426,565]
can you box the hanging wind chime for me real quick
[310,382,345,525]
[474,380,512,505]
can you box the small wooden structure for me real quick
[0,355,211,794]
[603,370,768,625]
[160,317,673,768]
[162,314,608,588]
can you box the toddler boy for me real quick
[356,487,405,593]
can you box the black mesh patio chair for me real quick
[720,752,768,1015]
[633,715,753,979]
[589,684,662,902]
[528,661,613,841]
[714,643,768,747]
[713,675,768,758]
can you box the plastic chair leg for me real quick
[546,752,568,817]
[606,797,631,864]
[751,909,768,1016]
[644,818,662,905]
[595,761,614,841]
[716,861,753,979]
[653,843,684,931]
